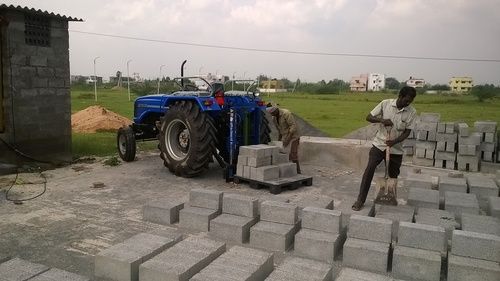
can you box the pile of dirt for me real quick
[71,105,132,133]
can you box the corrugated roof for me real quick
[0,4,83,22]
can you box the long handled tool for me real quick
[374,126,398,206]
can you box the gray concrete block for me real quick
[436,141,446,152]
[249,221,298,251]
[239,145,267,158]
[420,113,440,123]
[416,121,438,132]
[427,130,437,141]
[403,146,414,155]
[374,204,415,242]
[179,206,220,231]
[411,156,434,167]
[458,133,481,145]
[250,165,279,181]
[347,214,392,243]
[248,156,272,167]
[461,213,500,236]
[433,159,455,170]
[392,246,441,281]
[257,195,289,216]
[336,268,392,281]
[474,121,497,133]
[265,256,332,281]
[398,222,446,253]
[436,132,457,142]
[452,230,500,262]
[342,238,390,274]
[222,193,258,218]
[191,246,274,281]
[337,199,375,230]
[28,268,90,281]
[434,151,456,161]
[295,195,334,219]
[278,162,297,178]
[143,200,184,225]
[437,122,446,133]
[237,155,248,166]
[457,122,469,136]
[439,176,467,197]
[480,142,496,152]
[407,188,439,210]
[415,147,426,158]
[415,208,458,241]
[139,236,226,281]
[445,141,456,152]
[0,258,49,281]
[457,154,480,172]
[445,191,480,221]
[424,149,434,159]
[301,207,340,234]
[446,122,455,134]
[415,141,436,150]
[95,233,179,281]
[484,132,496,143]
[404,174,433,189]
[489,196,500,218]
[447,254,500,281]
[236,164,244,177]
[417,131,428,141]
[448,171,464,178]
[189,188,223,210]
[243,165,251,178]
[293,229,342,263]
[467,176,499,209]
[260,200,298,225]
[209,214,258,243]
[272,152,289,165]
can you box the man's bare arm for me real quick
[366,114,393,127]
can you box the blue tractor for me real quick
[117,62,270,179]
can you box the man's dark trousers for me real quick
[356,146,403,204]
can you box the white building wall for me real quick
[367,73,385,91]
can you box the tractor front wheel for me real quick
[117,126,136,162]
[159,101,216,177]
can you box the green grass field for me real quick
[72,88,500,157]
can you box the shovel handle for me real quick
[385,126,392,178]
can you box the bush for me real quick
[471,84,499,102]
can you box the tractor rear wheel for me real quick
[159,101,216,177]
[259,110,271,144]
[117,126,136,162]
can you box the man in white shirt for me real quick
[352,86,417,211]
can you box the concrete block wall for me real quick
[237,144,295,181]
[475,121,498,162]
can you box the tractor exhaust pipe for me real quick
[181,60,187,87]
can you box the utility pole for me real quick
[93,56,100,101]
[127,59,132,101]
[157,64,165,95]
[232,71,236,90]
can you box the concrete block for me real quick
[236,164,244,177]
[415,147,426,158]
[398,222,446,253]
[247,156,272,167]
[191,246,274,281]
[416,121,438,132]
[374,204,415,242]
[296,195,334,219]
[448,171,464,178]
[461,213,500,236]
[489,196,500,218]
[249,221,298,251]
[0,258,49,281]
[243,165,251,178]
[301,207,341,234]
[435,151,456,161]
[337,199,375,230]
[222,193,258,218]
[446,122,455,133]
[480,142,496,152]
[445,191,480,222]
[458,144,477,155]
[436,141,445,152]
[484,132,496,143]
[439,176,467,197]
[265,256,332,281]
[139,236,226,281]
[95,233,179,281]
[416,130,427,141]
[482,151,495,162]
[189,188,223,210]
[260,200,298,225]
[209,214,258,243]
[420,113,440,122]
[347,214,392,243]
[457,154,480,172]
[445,141,456,152]
[436,132,457,142]
[392,246,441,281]
[424,149,434,159]
[342,238,390,274]
[407,188,439,210]
[179,206,220,231]
[415,140,436,150]
[433,159,455,170]
[257,195,289,215]
[237,155,248,166]
[294,229,342,263]
[474,121,497,133]
[452,230,500,262]
[415,208,458,241]
[411,156,434,167]
[447,254,500,281]
[458,133,481,145]
[336,268,392,281]
[239,145,267,158]
[427,130,437,141]
[437,122,446,133]
[403,146,414,155]
[250,165,279,181]
[28,268,90,281]
[404,174,433,189]
[467,176,499,209]
[143,201,184,225]
[457,122,469,136]
[272,152,289,165]
[278,162,297,178]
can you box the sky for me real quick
[4,0,500,84]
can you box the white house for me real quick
[367,73,385,91]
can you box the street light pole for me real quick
[93,56,100,101]
[127,59,132,101]
[243,71,247,91]
[157,64,165,95]
[232,71,236,90]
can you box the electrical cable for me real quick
[4,171,47,204]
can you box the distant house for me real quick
[406,76,425,88]
[259,79,286,93]
[449,76,473,93]
[367,73,385,91]
[350,74,367,92]
[0,4,82,166]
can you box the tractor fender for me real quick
[162,96,222,112]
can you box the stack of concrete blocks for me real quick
[342,215,392,274]
[448,230,500,280]
[392,222,446,281]
[444,191,480,223]
[265,256,333,281]
[143,199,184,225]
[179,189,223,231]
[0,258,90,281]
[94,232,182,281]
[191,246,274,281]
[457,123,481,172]
[237,144,294,182]
[293,207,343,263]
[434,121,458,169]
[415,207,459,241]
[249,200,300,251]
[374,204,415,242]
[402,129,416,156]
[139,236,226,281]
[209,193,259,243]
[467,175,499,211]
[413,113,440,167]
[475,121,497,162]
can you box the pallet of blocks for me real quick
[412,113,440,167]
[234,144,312,194]
[474,121,497,163]
[457,123,481,172]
